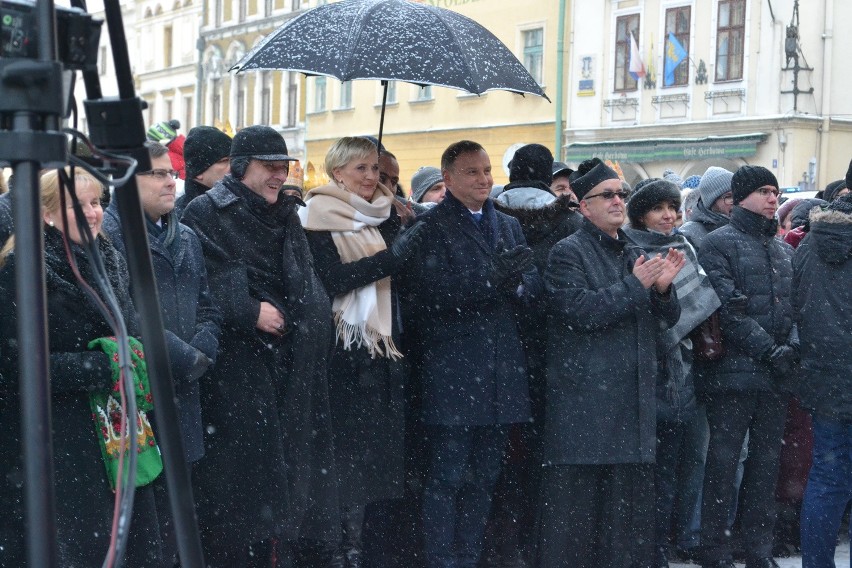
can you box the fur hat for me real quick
[626,179,682,228]
[697,167,733,206]
[509,144,553,185]
[731,165,778,204]
[410,166,444,203]
[571,157,620,200]
[822,179,848,203]
[184,126,233,180]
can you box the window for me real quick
[163,25,173,68]
[385,81,397,104]
[314,76,327,112]
[339,81,352,109]
[264,0,272,16]
[665,6,690,86]
[235,75,246,128]
[260,72,272,125]
[522,28,544,85]
[146,99,156,126]
[165,99,173,122]
[614,14,640,92]
[214,0,222,25]
[415,85,432,101]
[287,72,298,126]
[238,0,247,22]
[715,0,745,82]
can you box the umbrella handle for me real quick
[376,80,389,154]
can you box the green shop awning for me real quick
[564,133,768,163]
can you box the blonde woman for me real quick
[0,169,163,567]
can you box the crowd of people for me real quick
[0,122,851,568]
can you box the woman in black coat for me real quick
[0,169,163,567]
[299,136,424,567]
[623,179,721,567]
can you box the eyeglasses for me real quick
[757,187,780,198]
[584,190,630,201]
[139,169,179,180]
[721,194,734,204]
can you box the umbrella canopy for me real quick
[231,0,549,101]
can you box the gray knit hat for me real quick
[410,166,443,203]
[697,166,734,206]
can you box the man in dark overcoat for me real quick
[697,165,795,568]
[405,140,541,568]
[173,125,232,218]
[181,125,338,566]
[102,141,223,564]
[538,158,683,568]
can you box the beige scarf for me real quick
[299,181,402,359]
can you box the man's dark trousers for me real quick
[701,391,788,562]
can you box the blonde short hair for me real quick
[324,137,378,179]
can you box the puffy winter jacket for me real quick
[793,206,852,420]
[697,206,795,393]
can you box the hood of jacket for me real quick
[808,207,852,264]
[494,184,556,209]
[493,194,579,244]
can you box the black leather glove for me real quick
[390,220,426,260]
[492,245,534,285]
[765,343,796,377]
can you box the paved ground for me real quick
[670,538,850,567]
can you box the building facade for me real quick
[302,0,567,188]
[565,0,852,190]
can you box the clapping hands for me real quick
[632,248,686,293]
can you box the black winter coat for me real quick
[304,210,405,508]
[102,201,222,463]
[493,195,582,424]
[404,191,540,426]
[174,177,209,219]
[0,230,163,567]
[793,207,852,420]
[181,176,339,546]
[697,206,795,394]
[543,219,681,465]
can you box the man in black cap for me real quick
[174,125,233,217]
[538,157,684,568]
[550,161,577,201]
[181,125,339,566]
[696,165,795,568]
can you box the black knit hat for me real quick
[230,125,296,162]
[731,165,778,204]
[184,126,233,180]
[571,157,620,200]
[509,144,553,185]
[626,179,682,228]
[828,193,852,215]
[822,179,848,203]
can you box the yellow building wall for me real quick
[305,0,564,187]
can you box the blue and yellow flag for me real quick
[664,33,688,86]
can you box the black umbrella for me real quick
[231,0,549,150]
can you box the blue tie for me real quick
[471,212,483,223]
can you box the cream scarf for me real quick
[299,181,402,359]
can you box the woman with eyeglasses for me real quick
[0,168,165,567]
[622,179,721,568]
